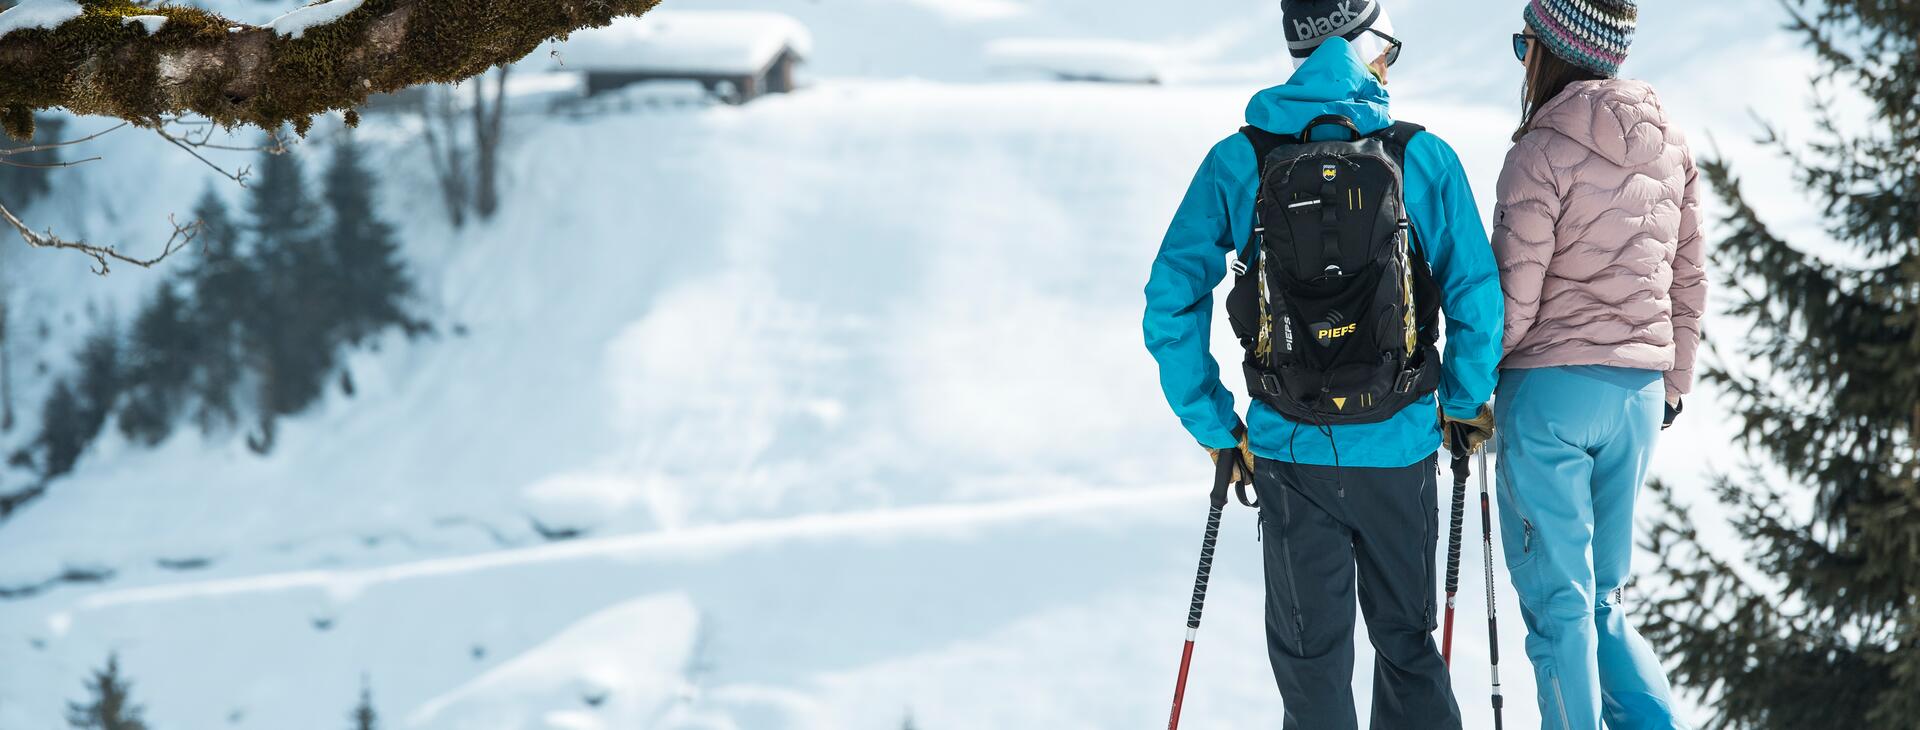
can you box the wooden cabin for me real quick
[556,10,811,105]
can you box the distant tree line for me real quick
[12,131,423,480]
[57,655,382,730]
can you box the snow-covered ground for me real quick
[0,1,1823,727]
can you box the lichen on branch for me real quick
[0,0,662,139]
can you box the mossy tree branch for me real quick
[0,0,663,139]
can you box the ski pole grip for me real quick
[1445,469,1466,595]
[1188,503,1223,631]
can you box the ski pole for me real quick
[1442,443,1467,666]
[1167,453,1239,730]
[1477,444,1505,730]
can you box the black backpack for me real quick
[1224,114,1442,425]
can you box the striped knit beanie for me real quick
[1524,0,1637,77]
[1283,0,1395,68]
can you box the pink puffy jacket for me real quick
[1492,79,1707,401]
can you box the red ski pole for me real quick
[1168,454,1239,730]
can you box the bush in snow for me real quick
[64,653,148,730]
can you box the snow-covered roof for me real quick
[985,38,1166,84]
[552,10,811,77]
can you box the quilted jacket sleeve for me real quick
[1666,147,1709,400]
[1490,133,1561,358]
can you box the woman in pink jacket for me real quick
[1490,1,1705,728]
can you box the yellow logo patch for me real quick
[1315,323,1358,341]
[1332,396,1349,410]
[1321,164,1338,182]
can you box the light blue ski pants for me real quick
[1493,366,1690,730]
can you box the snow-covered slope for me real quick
[0,1,1825,727]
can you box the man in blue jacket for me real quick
[1143,2,1501,727]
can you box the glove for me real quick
[1206,423,1256,489]
[1443,405,1495,457]
[1663,398,1682,430]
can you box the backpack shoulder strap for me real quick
[1237,125,1293,167]
[1370,121,1426,159]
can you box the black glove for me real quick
[1662,398,1682,430]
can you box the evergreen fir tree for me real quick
[320,129,420,348]
[183,187,249,434]
[348,676,377,730]
[65,654,148,730]
[33,323,122,477]
[73,320,123,438]
[33,379,84,476]
[1640,2,1920,728]
[240,133,336,451]
[118,284,197,446]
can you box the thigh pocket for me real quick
[1495,465,1539,575]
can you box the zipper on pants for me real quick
[1276,488,1307,653]
[1550,672,1572,730]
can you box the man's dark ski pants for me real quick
[1255,454,1462,730]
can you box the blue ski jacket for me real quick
[1143,38,1504,468]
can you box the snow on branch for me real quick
[0,0,663,137]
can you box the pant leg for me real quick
[1589,377,1692,730]
[1494,368,1604,730]
[1345,455,1464,730]
[1257,457,1360,730]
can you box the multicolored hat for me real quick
[1524,0,1637,77]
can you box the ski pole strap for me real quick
[1211,449,1237,509]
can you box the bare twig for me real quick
[153,124,255,186]
[0,155,102,169]
[0,202,201,276]
[0,122,130,158]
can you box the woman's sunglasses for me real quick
[1513,33,1536,63]
[1360,27,1404,67]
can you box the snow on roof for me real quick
[985,38,1166,84]
[0,0,82,41]
[551,10,811,77]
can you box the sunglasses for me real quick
[1359,27,1404,67]
[1513,33,1536,63]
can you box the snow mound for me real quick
[122,14,168,34]
[986,38,1166,83]
[550,10,811,75]
[0,0,81,39]
[518,471,670,536]
[406,593,701,730]
[266,0,363,39]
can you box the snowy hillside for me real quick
[0,1,1825,728]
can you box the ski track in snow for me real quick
[67,486,1192,613]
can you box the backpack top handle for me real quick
[1299,114,1362,141]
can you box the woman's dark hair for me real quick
[1515,39,1604,141]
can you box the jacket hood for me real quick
[1246,38,1392,138]
[1528,79,1670,167]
